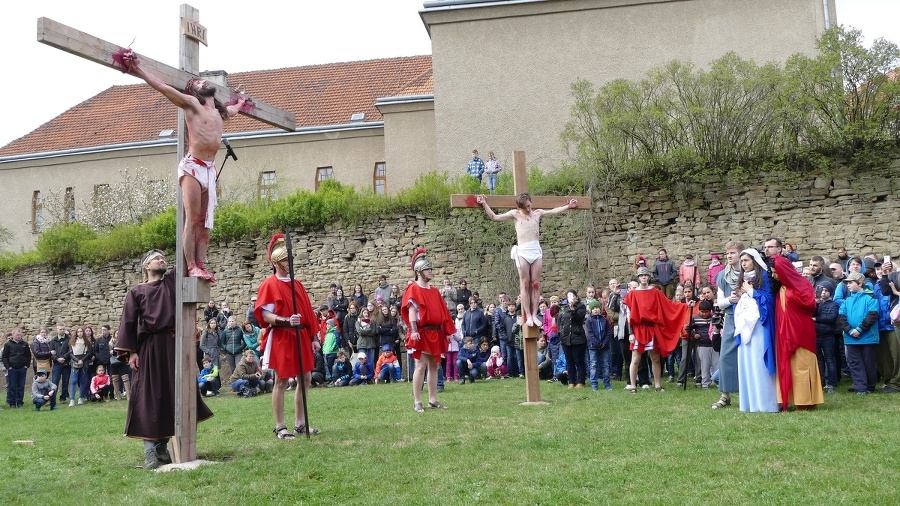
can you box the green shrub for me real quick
[35,222,98,269]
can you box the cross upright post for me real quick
[37,4,296,465]
[450,151,591,403]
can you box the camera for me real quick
[711,307,724,329]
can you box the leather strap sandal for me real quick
[294,424,320,435]
[274,426,296,440]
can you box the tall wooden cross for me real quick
[37,5,296,464]
[450,151,591,404]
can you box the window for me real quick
[92,184,110,207]
[315,166,334,191]
[32,191,44,233]
[373,162,386,195]
[258,171,276,200]
[64,187,76,223]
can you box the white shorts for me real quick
[177,155,217,229]
[511,240,543,269]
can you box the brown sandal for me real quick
[414,402,425,413]
[428,401,447,409]
[711,395,731,409]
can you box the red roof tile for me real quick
[0,55,433,157]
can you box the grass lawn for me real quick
[2,377,898,505]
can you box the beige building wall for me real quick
[422,0,838,175]
[377,97,438,192]
[1,125,397,251]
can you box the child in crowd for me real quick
[837,272,880,394]
[554,351,569,385]
[259,368,275,393]
[447,305,464,382]
[332,351,352,387]
[311,350,327,388]
[32,369,57,411]
[90,365,113,402]
[375,345,403,384]
[690,300,718,388]
[350,352,374,385]
[198,357,220,397]
[473,340,491,379]
[322,318,340,381]
[486,345,506,379]
[814,286,839,393]
[586,301,614,391]
[456,336,478,384]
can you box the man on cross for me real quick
[122,51,246,282]
[477,192,577,327]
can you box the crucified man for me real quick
[122,51,245,282]
[477,192,577,327]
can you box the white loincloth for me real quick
[177,155,218,229]
[511,240,543,269]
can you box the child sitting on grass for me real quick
[331,350,352,387]
[32,369,57,411]
[375,345,403,384]
[198,357,220,397]
[90,365,113,402]
[486,345,507,379]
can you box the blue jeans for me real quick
[51,363,70,400]
[231,377,259,392]
[34,396,57,410]
[506,346,523,377]
[487,173,499,194]
[589,347,612,389]
[378,364,401,382]
[325,353,337,380]
[457,359,478,381]
[817,333,837,388]
[69,366,90,400]
[6,367,27,407]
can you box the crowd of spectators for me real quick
[5,240,899,411]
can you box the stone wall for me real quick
[2,163,899,337]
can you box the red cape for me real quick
[623,288,688,358]
[772,256,818,410]
[254,275,318,377]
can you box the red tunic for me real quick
[623,288,688,358]
[254,275,318,377]
[772,256,818,408]
[401,283,455,360]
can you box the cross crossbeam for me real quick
[37,16,296,132]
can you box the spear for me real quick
[284,227,311,439]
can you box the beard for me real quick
[197,83,216,97]
[150,265,167,276]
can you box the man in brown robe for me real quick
[114,249,213,469]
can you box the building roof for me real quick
[0,55,433,157]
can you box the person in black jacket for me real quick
[558,289,588,388]
[2,328,32,408]
[51,325,72,402]
[814,285,839,394]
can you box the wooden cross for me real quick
[38,5,296,464]
[450,151,591,404]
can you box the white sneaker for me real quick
[69,400,75,407]
[77,398,84,405]
[623,384,634,390]
[641,384,650,389]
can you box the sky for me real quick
[0,0,897,148]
